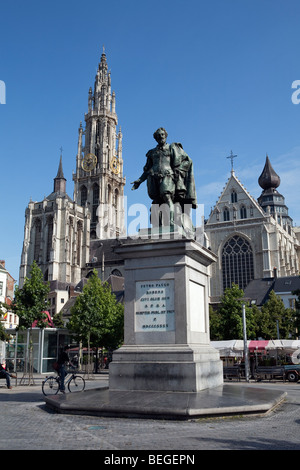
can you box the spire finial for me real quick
[227,150,237,173]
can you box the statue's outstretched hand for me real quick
[131,180,140,190]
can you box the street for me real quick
[0,376,300,452]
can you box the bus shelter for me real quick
[4,328,73,374]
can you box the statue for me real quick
[131,128,197,231]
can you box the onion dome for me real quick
[258,155,280,190]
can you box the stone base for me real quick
[109,344,223,392]
[44,384,287,420]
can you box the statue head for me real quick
[153,127,168,144]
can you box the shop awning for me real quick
[248,340,269,351]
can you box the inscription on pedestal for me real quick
[135,280,175,332]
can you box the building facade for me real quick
[19,50,126,292]
[205,157,300,303]
[0,260,17,329]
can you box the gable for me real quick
[206,173,265,225]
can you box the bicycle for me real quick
[42,370,85,396]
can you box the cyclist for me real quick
[57,346,73,393]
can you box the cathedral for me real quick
[19,51,300,313]
[205,156,300,303]
[19,50,126,292]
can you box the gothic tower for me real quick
[19,156,90,287]
[73,50,126,240]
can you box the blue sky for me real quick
[1,0,300,282]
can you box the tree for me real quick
[211,283,255,340]
[12,261,50,383]
[68,270,124,371]
[293,284,300,336]
[52,311,65,328]
[261,290,295,339]
[209,305,223,341]
[13,261,50,330]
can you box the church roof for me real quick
[244,275,300,306]
[206,170,265,224]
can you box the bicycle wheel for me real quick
[68,375,85,393]
[42,376,59,396]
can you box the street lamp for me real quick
[242,303,250,382]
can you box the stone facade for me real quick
[19,51,125,289]
[205,162,300,303]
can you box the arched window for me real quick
[76,221,83,265]
[92,183,99,224]
[222,235,254,291]
[46,216,53,261]
[34,219,42,261]
[231,190,237,203]
[240,205,247,219]
[223,207,230,221]
[80,186,87,206]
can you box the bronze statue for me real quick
[131,128,197,229]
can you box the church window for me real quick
[92,183,99,224]
[76,221,83,265]
[34,219,42,261]
[222,235,254,291]
[223,208,230,221]
[80,186,87,206]
[240,205,247,219]
[46,217,53,261]
[231,190,237,203]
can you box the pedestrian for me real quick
[57,346,72,393]
[0,363,16,389]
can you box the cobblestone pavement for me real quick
[1,377,300,451]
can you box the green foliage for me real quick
[13,261,50,330]
[209,305,223,341]
[260,290,295,339]
[68,270,124,350]
[293,284,300,333]
[209,284,297,340]
[52,311,65,328]
[213,284,254,340]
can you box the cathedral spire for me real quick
[54,154,66,194]
[73,51,125,239]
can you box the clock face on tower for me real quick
[110,156,120,174]
[82,153,97,172]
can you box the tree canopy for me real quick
[68,270,124,351]
[209,283,296,340]
[13,261,50,330]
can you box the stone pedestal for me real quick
[109,236,223,392]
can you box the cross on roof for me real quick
[227,150,237,171]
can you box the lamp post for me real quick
[242,303,250,382]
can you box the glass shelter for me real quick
[4,328,73,374]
